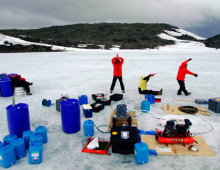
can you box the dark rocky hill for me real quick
[0,23,205,52]
[205,34,220,49]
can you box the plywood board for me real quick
[162,105,211,116]
[141,135,215,156]
[109,111,138,130]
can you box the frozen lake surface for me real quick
[0,45,220,170]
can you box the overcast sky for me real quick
[1,0,220,38]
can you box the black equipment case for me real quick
[110,126,139,154]
[110,94,123,101]
[91,102,105,112]
[92,93,111,105]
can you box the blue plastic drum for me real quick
[145,94,155,104]
[6,103,30,138]
[3,135,18,145]
[134,142,149,164]
[60,99,81,134]
[141,100,150,113]
[78,95,88,105]
[10,138,26,160]
[83,120,94,136]
[0,73,7,80]
[29,143,43,164]
[35,126,48,143]
[23,130,34,149]
[0,145,16,168]
[0,78,13,97]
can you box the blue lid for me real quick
[60,98,79,105]
[88,120,93,124]
[6,103,28,111]
[36,126,46,131]
[84,120,94,125]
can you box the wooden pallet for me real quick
[162,105,211,116]
[141,135,215,156]
[108,111,138,130]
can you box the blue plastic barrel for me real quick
[10,138,26,160]
[83,120,94,136]
[35,126,48,143]
[23,130,35,149]
[0,78,13,97]
[3,135,18,145]
[60,99,81,134]
[6,103,30,138]
[29,143,43,164]
[141,100,150,113]
[134,142,149,164]
[0,145,16,168]
[0,73,7,80]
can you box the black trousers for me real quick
[13,81,30,93]
[110,76,125,91]
[177,80,188,95]
[138,87,158,95]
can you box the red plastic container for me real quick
[81,137,111,155]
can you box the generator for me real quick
[112,103,131,127]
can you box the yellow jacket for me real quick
[139,75,152,91]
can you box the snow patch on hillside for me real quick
[157,29,210,50]
[175,29,206,40]
[0,33,66,51]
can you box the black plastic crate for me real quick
[110,94,123,101]
[91,102,105,112]
[110,126,139,154]
[92,93,111,105]
[208,98,220,113]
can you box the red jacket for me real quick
[177,60,194,81]
[112,57,124,77]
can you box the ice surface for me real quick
[0,43,220,170]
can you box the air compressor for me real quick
[155,119,195,145]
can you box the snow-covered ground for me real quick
[0,40,220,170]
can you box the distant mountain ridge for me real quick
[205,35,220,49]
[0,23,218,52]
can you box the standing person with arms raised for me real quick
[177,58,198,96]
[110,53,125,93]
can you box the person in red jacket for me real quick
[177,59,198,96]
[9,74,33,95]
[110,53,125,93]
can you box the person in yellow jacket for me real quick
[138,74,162,95]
